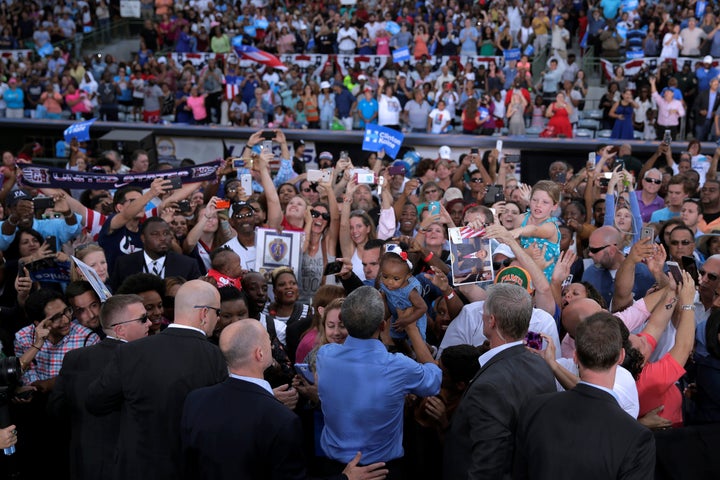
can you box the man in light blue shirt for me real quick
[316,286,441,474]
[459,18,479,56]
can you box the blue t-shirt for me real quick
[357,97,378,127]
[98,214,142,275]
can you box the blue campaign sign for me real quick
[622,0,638,12]
[503,48,521,61]
[63,118,96,143]
[626,49,644,59]
[385,21,401,35]
[362,124,405,159]
[392,47,411,62]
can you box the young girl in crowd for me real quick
[378,244,428,343]
[511,180,561,282]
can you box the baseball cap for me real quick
[318,151,333,160]
[8,190,31,206]
[358,74,368,81]
[320,81,331,89]
[704,55,713,64]
[293,139,305,150]
[494,265,533,293]
[442,187,463,203]
[492,243,516,260]
[230,201,255,218]
[438,145,452,160]
[8,78,16,85]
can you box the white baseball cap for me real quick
[438,145,452,160]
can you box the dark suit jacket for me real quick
[181,377,306,480]
[109,250,201,290]
[443,344,556,480]
[85,327,227,480]
[692,89,720,124]
[47,337,124,480]
[515,383,655,480]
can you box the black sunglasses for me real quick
[111,314,148,327]
[670,240,693,246]
[470,178,484,183]
[588,244,615,254]
[311,209,330,221]
[644,177,662,185]
[493,258,513,271]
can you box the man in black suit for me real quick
[515,311,655,479]
[443,283,556,480]
[109,216,201,290]
[693,76,720,141]
[48,294,150,480]
[85,280,227,480]
[181,319,388,480]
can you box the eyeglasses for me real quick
[111,314,149,327]
[311,209,330,220]
[644,177,662,185]
[48,307,73,323]
[424,189,439,194]
[700,269,719,282]
[194,305,222,316]
[670,239,693,246]
[588,244,615,254]
[470,178,484,183]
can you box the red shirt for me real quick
[636,333,685,427]
[281,216,304,232]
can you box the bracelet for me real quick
[680,304,695,311]
[445,290,456,300]
[6,216,17,226]
[30,345,41,351]
[423,251,434,263]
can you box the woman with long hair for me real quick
[302,83,320,129]
[461,97,481,134]
[182,196,234,274]
[340,183,378,281]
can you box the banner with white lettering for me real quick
[362,124,404,159]
[20,161,222,190]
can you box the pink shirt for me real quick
[652,91,685,127]
[186,95,207,120]
[376,37,390,55]
[295,329,319,364]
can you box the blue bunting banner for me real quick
[19,160,222,190]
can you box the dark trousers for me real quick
[317,456,406,480]
[695,117,715,141]
[656,124,679,142]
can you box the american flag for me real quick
[233,45,287,71]
[459,226,486,239]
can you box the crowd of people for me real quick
[1,1,720,140]
[0,123,717,478]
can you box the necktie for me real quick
[152,261,160,276]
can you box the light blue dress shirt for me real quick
[316,335,441,464]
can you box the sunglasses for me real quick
[193,305,222,316]
[644,178,662,185]
[670,240,693,246]
[311,209,330,221]
[588,244,615,254]
[700,269,719,282]
[233,212,254,219]
[493,258,513,271]
[111,314,148,327]
[470,178,484,183]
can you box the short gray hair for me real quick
[341,286,384,339]
[100,294,144,329]
[484,283,533,341]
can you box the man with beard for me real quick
[109,217,200,290]
[699,179,720,233]
[222,201,261,271]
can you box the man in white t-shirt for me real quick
[337,22,358,55]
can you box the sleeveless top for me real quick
[519,212,561,282]
[351,250,365,281]
[304,96,319,121]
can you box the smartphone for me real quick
[45,235,57,253]
[495,139,503,153]
[216,199,231,209]
[556,172,567,184]
[681,255,699,285]
[340,150,349,161]
[615,158,625,171]
[14,390,33,401]
[354,170,375,184]
[667,261,683,284]
[641,227,655,242]
[504,154,520,164]
[525,331,543,350]
[261,130,275,140]
[294,363,315,384]
[561,274,573,288]
[17,260,25,277]
[177,200,192,214]
[307,169,323,182]
[663,129,672,145]
[232,158,245,168]
[388,165,406,176]
[168,176,182,190]
[262,140,273,152]
[484,185,504,205]
[470,147,479,155]
[429,201,441,215]
[240,173,252,196]
[587,152,596,169]
[33,196,55,212]
[323,260,343,276]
